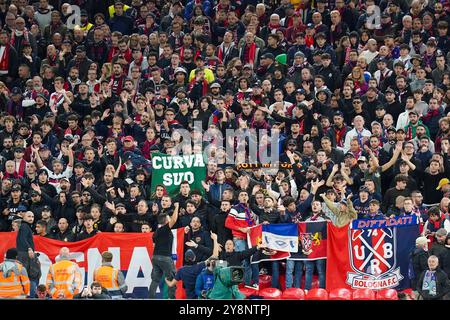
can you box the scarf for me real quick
[239,203,255,227]
[246,43,257,65]
[309,212,322,221]
[422,270,437,296]
[107,46,119,62]
[110,74,125,95]
[46,52,59,66]
[268,22,281,33]
[217,42,234,63]
[0,44,11,72]
[15,159,27,177]
[334,126,347,147]
[10,29,30,47]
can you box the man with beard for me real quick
[86,28,108,65]
[109,62,127,96]
[66,46,93,82]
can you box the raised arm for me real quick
[380,142,403,172]
[168,202,180,229]
[326,164,339,187]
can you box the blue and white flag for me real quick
[262,224,299,253]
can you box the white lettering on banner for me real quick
[153,157,162,169]
[152,154,205,170]
[87,248,103,285]
[125,247,152,293]
[34,230,179,295]
[346,268,403,289]
[163,172,194,186]
[38,247,153,293]
[37,252,52,285]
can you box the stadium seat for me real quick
[259,275,272,289]
[306,288,328,300]
[328,288,353,300]
[352,289,376,300]
[259,287,282,300]
[239,286,258,298]
[376,289,399,300]
[281,288,305,300]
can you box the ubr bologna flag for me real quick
[326,216,419,291]
[247,222,328,263]
[151,152,206,196]
[0,229,185,299]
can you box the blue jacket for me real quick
[195,268,215,298]
[184,0,211,20]
[109,15,134,35]
[207,182,232,207]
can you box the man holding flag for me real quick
[225,190,258,289]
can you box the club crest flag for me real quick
[151,152,206,196]
[326,216,420,291]
[289,221,328,260]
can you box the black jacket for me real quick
[16,221,34,252]
[410,247,429,288]
[417,268,450,300]
[219,247,258,267]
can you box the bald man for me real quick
[46,247,83,299]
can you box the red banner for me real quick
[0,230,185,299]
[325,223,351,290]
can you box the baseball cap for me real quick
[296,88,306,95]
[243,63,253,70]
[116,203,126,208]
[174,67,187,75]
[387,126,396,133]
[436,178,450,190]
[344,152,355,158]
[357,156,368,163]
[371,121,381,127]
[210,82,221,89]
[42,205,51,211]
[261,53,274,60]
[123,136,134,142]
[287,139,297,146]
[415,236,430,246]
[369,199,380,205]
[36,93,48,102]
[16,204,27,212]
[385,88,395,94]
[11,185,22,192]
[11,87,22,95]
[76,45,86,52]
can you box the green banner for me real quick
[151,153,206,196]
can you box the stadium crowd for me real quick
[0,0,449,300]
